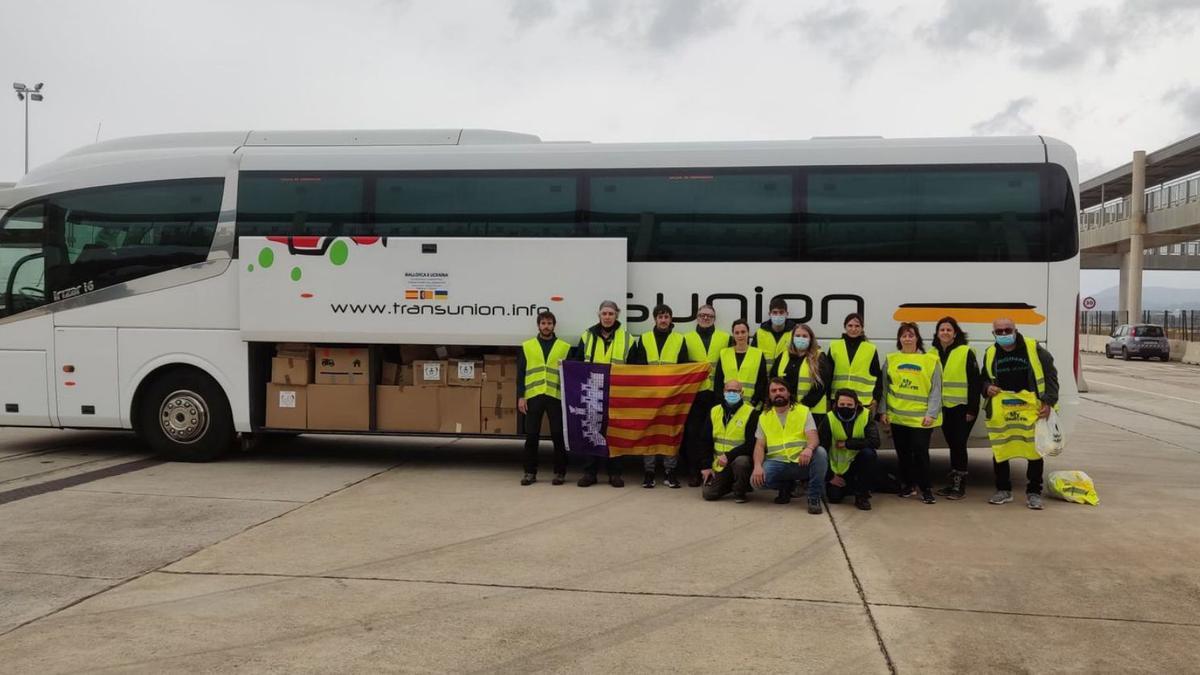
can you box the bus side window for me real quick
[0,203,48,318]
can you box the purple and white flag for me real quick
[560,360,612,457]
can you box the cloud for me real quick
[571,0,736,51]
[971,97,1037,136]
[922,0,1052,50]
[790,4,886,79]
[509,0,557,30]
[1163,85,1200,128]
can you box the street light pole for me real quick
[12,82,45,175]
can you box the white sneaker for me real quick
[988,490,1014,505]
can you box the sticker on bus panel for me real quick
[892,303,1045,325]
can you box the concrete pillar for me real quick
[1118,254,1129,319]
[1126,150,1146,324]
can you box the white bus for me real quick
[0,129,1080,461]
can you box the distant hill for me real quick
[1086,286,1200,311]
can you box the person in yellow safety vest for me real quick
[982,317,1059,510]
[753,297,797,372]
[877,322,943,504]
[818,389,880,511]
[714,319,768,407]
[699,379,760,503]
[828,312,882,409]
[682,304,731,487]
[570,299,632,488]
[771,323,832,420]
[932,316,982,501]
[517,310,571,487]
[628,304,692,488]
[750,377,828,514]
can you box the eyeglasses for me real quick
[993,327,1015,335]
[697,313,715,319]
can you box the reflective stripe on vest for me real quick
[685,330,731,392]
[719,347,764,402]
[641,331,685,365]
[774,351,828,414]
[829,339,878,405]
[709,402,753,472]
[755,327,790,370]
[985,389,1042,462]
[825,409,869,475]
[885,351,942,428]
[581,327,631,364]
[759,403,811,463]
[522,337,571,399]
[983,337,1046,398]
[941,344,971,408]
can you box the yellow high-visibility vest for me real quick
[709,402,753,472]
[774,351,828,414]
[521,337,571,399]
[829,338,878,406]
[580,327,632,364]
[941,344,972,408]
[759,404,812,463]
[826,409,870,475]
[885,351,943,428]
[986,389,1042,462]
[755,326,791,371]
[685,330,731,392]
[719,347,764,402]
[641,331,685,365]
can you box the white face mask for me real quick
[770,315,786,327]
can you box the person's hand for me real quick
[751,465,766,488]
[517,398,528,414]
[1038,403,1052,419]
[921,416,934,428]
[830,474,846,488]
[700,468,713,484]
[965,413,976,422]
[985,385,1001,398]
[717,454,728,467]
[835,440,846,449]
[798,448,813,467]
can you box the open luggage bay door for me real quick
[239,237,627,345]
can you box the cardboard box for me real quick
[381,362,400,386]
[271,356,311,385]
[448,359,483,387]
[400,345,439,363]
[437,387,481,433]
[480,379,518,410]
[412,360,448,387]
[315,347,371,385]
[399,366,415,386]
[276,342,312,359]
[307,384,370,431]
[265,383,307,429]
[483,354,518,382]
[481,407,519,435]
[376,385,440,432]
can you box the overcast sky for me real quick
[2,0,1199,290]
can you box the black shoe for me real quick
[936,471,966,500]
[664,471,681,489]
[921,489,937,504]
[898,485,917,499]
[733,493,748,503]
[551,473,565,486]
[609,475,624,488]
[807,498,824,515]
[774,490,792,505]
[642,471,656,488]
[687,475,703,488]
[577,474,597,487]
[521,473,536,486]
[855,494,872,510]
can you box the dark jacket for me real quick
[516,334,563,398]
[771,351,833,410]
[752,318,797,351]
[712,348,769,406]
[697,401,761,471]
[819,408,881,451]
[569,320,627,363]
[835,334,883,404]
[933,341,982,417]
[627,326,691,365]
[979,332,1060,408]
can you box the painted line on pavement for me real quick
[1085,378,1200,405]
[0,458,163,507]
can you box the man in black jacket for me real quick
[627,304,690,488]
[699,380,759,503]
[819,389,879,510]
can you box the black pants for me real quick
[827,446,878,502]
[892,424,933,490]
[701,455,752,500]
[941,406,977,472]
[523,395,566,475]
[994,457,1044,494]
[682,391,717,476]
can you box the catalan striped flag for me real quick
[560,361,709,457]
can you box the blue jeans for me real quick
[763,447,828,500]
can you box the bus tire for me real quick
[137,368,234,462]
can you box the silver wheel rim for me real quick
[159,390,209,445]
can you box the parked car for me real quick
[1105,324,1171,361]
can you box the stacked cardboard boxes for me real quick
[309,346,371,431]
[479,354,519,435]
[266,343,312,429]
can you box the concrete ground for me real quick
[1,353,1198,673]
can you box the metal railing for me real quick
[1079,173,1200,232]
[1080,309,1200,341]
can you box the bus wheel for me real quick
[137,369,234,462]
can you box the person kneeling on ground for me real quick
[750,378,829,514]
[820,389,878,511]
[700,380,760,503]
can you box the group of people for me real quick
[515,299,1059,513]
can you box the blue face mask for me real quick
[723,391,742,405]
[995,333,1017,347]
[770,315,786,327]
[792,336,810,351]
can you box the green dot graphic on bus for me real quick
[329,240,349,266]
[291,267,302,281]
[257,247,274,269]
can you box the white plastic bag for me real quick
[1035,408,1065,457]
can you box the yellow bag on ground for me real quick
[1046,470,1099,505]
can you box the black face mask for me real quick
[836,406,857,421]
